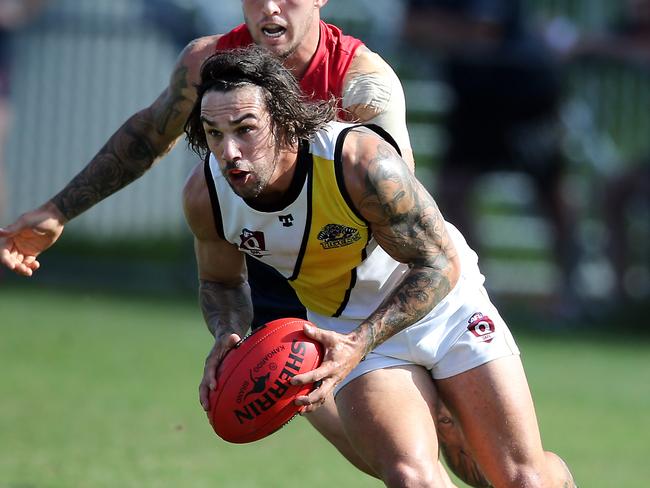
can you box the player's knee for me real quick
[379,456,438,488]
[501,452,576,488]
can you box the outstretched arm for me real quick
[53,36,217,220]
[0,36,220,275]
[294,129,460,410]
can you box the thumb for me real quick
[303,322,323,340]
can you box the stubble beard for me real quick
[225,155,279,202]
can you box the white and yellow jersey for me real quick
[206,121,515,385]
[205,121,410,320]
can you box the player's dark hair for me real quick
[185,45,336,158]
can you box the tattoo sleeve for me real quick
[354,138,458,355]
[199,279,254,340]
[51,63,193,220]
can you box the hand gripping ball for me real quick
[208,318,323,443]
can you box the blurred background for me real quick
[1,0,648,322]
[1,1,649,487]
[2,0,648,323]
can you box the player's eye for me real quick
[238,125,254,135]
[207,128,222,138]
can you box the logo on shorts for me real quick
[467,312,496,343]
[317,224,361,249]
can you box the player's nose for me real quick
[261,0,281,17]
[220,137,241,162]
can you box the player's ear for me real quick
[315,0,328,9]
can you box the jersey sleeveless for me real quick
[204,122,399,317]
[215,22,364,111]
[214,22,365,326]
[204,122,483,322]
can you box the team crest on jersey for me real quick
[317,224,361,249]
[467,312,496,343]
[239,228,270,257]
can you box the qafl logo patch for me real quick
[467,312,496,343]
[239,228,271,257]
[317,224,361,250]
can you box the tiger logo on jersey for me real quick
[317,224,361,250]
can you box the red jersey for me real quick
[215,21,364,112]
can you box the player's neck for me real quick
[284,21,321,80]
[256,146,300,206]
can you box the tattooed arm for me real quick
[197,272,252,412]
[0,36,221,276]
[344,128,460,356]
[52,36,217,219]
[182,161,253,410]
[182,161,253,336]
[294,128,459,411]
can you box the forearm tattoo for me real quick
[51,64,192,220]
[153,65,190,135]
[51,112,158,220]
[356,139,457,354]
[199,280,253,339]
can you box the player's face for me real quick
[242,0,325,59]
[201,85,281,201]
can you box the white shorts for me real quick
[308,275,520,396]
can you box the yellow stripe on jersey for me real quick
[288,154,369,316]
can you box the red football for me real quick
[208,318,323,443]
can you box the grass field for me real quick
[1,284,649,487]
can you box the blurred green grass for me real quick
[1,285,648,487]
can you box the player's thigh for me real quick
[304,392,342,439]
[335,365,442,477]
[436,355,547,483]
[305,394,376,476]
